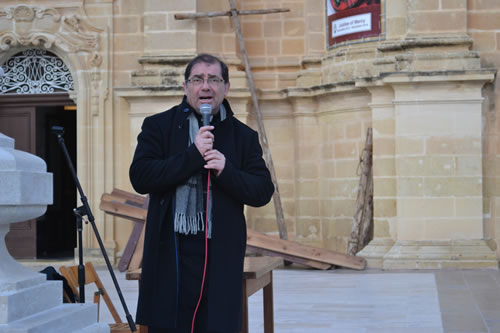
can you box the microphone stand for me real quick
[52,126,137,332]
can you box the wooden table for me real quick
[241,256,283,333]
[126,256,283,333]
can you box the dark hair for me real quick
[184,53,229,83]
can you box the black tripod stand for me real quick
[52,126,136,332]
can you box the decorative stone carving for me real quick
[0,5,101,68]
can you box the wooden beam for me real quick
[247,229,366,270]
[247,245,332,270]
[174,8,289,20]
[347,128,373,256]
[228,0,288,241]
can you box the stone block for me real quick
[306,33,326,53]
[397,219,425,241]
[327,179,358,198]
[442,0,467,9]
[307,15,324,33]
[425,219,483,239]
[242,21,263,38]
[296,180,319,197]
[114,53,141,71]
[398,197,455,218]
[246,40,266,56]
[284,20,305,37]
[374,199,397,218]
[296,199,319,217]
[455,197,483,217]
[114,34,143,52]
[119,0,145,15]
[468,12,500,30]
[334,141,358,159]
[425,136,481,155]
[295,219,321,241]
[296,145,319,160]
[374,178,396,197]
[143,13,166,31]
[263,21,283,38]
[334,160,358,178]
[373,137,395,156]
[411,11,467,33]
[469,0,500,9]
[145,1,195,12]
[283,2,305,19]
[397,177,424,196]
[423,177,482,196]
[211,17,232,34]
[373,157,396,177]
[114,16,141,34]
[145,31,196,52]
[396,137,424,155]
[408,0,439,10]
[305,0,323,15]
[386,17,407,38]
[330,199,356,217]
[456,156,482,176]
[282,38,305,55]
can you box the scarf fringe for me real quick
[174,211,212,239]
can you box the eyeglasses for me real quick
[187,77,225,87]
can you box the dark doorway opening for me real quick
[0,94,76,259]
[36,105,77,259]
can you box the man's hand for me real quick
[204,149,226,177]
[194,126,214,156]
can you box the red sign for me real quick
[327,1,381,46]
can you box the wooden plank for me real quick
[247,246,332,270]
[174,8,289,20]
[99,199,147,222]
[117,222,144,272]
[128,225,145,272]
[247,229,366,270]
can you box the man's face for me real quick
[184,61,230,115]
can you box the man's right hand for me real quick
[194,126,214,156]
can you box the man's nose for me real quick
[201,80,211,89]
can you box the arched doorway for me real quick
[0,49,77,259]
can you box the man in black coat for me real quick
[129,54,274,333]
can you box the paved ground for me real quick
[24,261,500,333]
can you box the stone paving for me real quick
[24,261,500,333]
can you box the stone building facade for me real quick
[0,0,499,268]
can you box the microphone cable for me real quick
[191,169,210,333]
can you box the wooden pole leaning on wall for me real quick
[227,0,288,240]
[175,2,290,240]
[347,128,373,256]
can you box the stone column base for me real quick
[358,239,498,269]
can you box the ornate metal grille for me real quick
[0,49,74,94]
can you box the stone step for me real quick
[73,323,110,333]
[0,280,62,323]
[0,303,107,333]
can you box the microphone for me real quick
[200,104,212,127]
[51,126,65,137]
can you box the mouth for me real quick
[199,96,213,104]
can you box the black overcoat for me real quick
[129,97,274,332]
